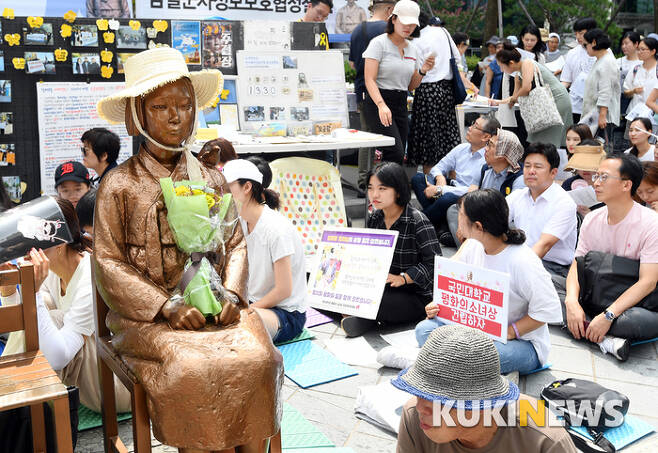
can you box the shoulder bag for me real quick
[440,28,467,105]
[517,62,564,134]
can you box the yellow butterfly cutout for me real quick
[103,32,115,44]
[60,24,72,38]
[152,20,168,33]
[27,16,44,28]
[12,58,25,70]
[220,89,230,100]
[5,34,20,46]
[129,20,141,31]
[2,8,14,19]
[101,65,114,79]
[100,50,113,63]
[209,96,220,108]
[96,19,109,31]
[54,48,68,62]
[63,10,77,23]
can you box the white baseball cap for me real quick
[548,32,560,42]
[392,0,420,26]
[222,159,263,184]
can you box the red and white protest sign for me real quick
[433,257,510,343]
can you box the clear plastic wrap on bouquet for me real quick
[160,177,237,317]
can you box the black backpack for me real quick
[541,378,629,453]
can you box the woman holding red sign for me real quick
[414,189,562,375]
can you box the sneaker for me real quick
[341,316,376,338]
[439,231,456,247]
[599,336,630,362]
[377,346,420,369]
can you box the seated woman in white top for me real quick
[415,189,563,375]
[223,158,307,342]
[0,197,130,412]
[626,117,656,162]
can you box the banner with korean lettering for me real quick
[308,228,398,320]
[433,257,510,343]
[136,0,310,22]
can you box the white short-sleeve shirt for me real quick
[483,244,563,365]
[240,206,307,313]
[506,184,577,265]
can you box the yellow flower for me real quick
[206,194,216,209]
[96,19,109,31]
[101,65,114,79]
[63,10,77,23]
[175,186,192,196]
[191,189,204,196]
[153,20,168,33]
[129,20,141,31]
[27,16,44,28]
[60,24,72,38]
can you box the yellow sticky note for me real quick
[196,128,219,141]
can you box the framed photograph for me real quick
[0,112,13,135]
[72,53,101,75]
[2,176,22,203]
[172,21,201,65]
[23,24,54,46]
[202,21,234,70]
[0,51,4,72]
[244,106,265,122]
[71,25,99,47]
[0,143,15,166]
[116,26,147,49]
[116,52,136,74]
[0,80,10,102]
[25,52,56,74]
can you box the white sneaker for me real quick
[377,346,420,369]
[599,336,630,362]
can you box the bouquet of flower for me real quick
[159,177,235,317]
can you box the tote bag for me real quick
[517,63,563,134]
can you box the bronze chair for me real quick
[0,263,73,453]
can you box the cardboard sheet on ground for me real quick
[434,256,510,343]
[323,337,380,368]
[308,228,398,320]
[277,340,358,388]
[354,380,412,434]
[380,330,419,350]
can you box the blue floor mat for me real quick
[520,363,552,376]
[570,414,655,450]
[277,341,358,389]
[632,337,658,346]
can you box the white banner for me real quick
[433,256,510,343]
[36,83,134,195]
[308,228,398,320]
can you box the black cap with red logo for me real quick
[54,161,91,188]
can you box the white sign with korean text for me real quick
[308,228,398,320]
[136,0,310,22]
[433,256,510,343]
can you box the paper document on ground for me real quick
[354,381,412,434]
[380,330,419,350]
[324,337,380,368]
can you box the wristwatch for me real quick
[604,309,616,322]
[400,273,408,285]
[433,186,443,198]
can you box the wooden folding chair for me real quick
[0,263,73,453]
[91,264,282,453]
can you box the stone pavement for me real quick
[76,320,658,452]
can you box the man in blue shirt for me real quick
[349,0,396,191]
[411,115,497,227]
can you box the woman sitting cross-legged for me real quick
[415,189,563,375]
[223,158,307,343]
[341,162,442,337]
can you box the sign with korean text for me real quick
[308,228,398,320]
[434,257,510,343]
[136,0,311,22]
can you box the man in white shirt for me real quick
[560,17,598,122]
[410,115,495,227]
[507,143,577,277]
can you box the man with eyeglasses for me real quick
[410,115,494,233]
[506,143,577,278]
[561,153,658,361]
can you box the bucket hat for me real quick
[97,47,222,125]
[564,145,606,172]
[392,325,520,410]
[391,0,420,26]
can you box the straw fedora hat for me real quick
[565,145,607,172]
[97,47,223,125]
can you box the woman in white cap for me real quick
[223,157,307,343]
[94,48,282,452]
[362,0,435,165]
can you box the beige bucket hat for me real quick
[97,47,223,125]
[565,145,607,172]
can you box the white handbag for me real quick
[518,64,564,134]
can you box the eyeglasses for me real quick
[591,173,627,183]
[469,122,486,133]
[80,147,88,156]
